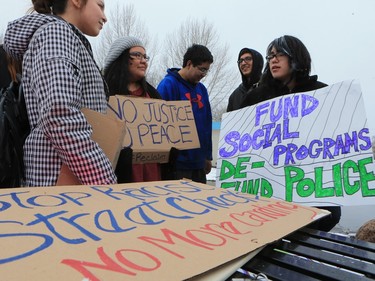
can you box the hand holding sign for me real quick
[107,96,200,164]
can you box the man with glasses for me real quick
[157,44,214,184]
[226,48,264,112]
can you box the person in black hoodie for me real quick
[226,48,263,112]
[241,35,340,232]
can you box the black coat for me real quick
[226,84,248,112]
[0,45,12,89]
[240,75,327,108]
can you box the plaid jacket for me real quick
[4,14,117,186]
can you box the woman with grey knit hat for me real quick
[103,36,176,183]
[226,48,264,112]
[103,36,161,99]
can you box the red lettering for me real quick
[230,211,266,226]
[116,249,161,271]
[185,230,227,246]
[253,206,291,219]
[201,221,251,238]
[61,247,135,281]
[139,228,213,259]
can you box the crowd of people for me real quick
[0,0,349,232]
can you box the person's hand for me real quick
[205,160,212,174]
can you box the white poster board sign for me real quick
[216,80,375,206]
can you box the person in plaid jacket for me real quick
[3,0,116,186]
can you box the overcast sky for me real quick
[1,0,375,133]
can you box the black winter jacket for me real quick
[240,75,327,108]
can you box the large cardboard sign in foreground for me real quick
[0,180,326,280]
[216,80,375,206]
[107,96,200,163]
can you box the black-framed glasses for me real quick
[195,65,210,75]
[129,52,150,62]
[265,52,287,62]
[237,56,253,64]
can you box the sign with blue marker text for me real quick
[107,96,200,164]
[0,181,326,280]
[216,80,375,206]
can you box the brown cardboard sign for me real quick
[0,180,328,280]
[107,95,200,163]
[57,108,126,185]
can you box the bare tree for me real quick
[92,3,162,87]
[92,5,239,121]
[92,3,156,69]
[159,18,239,121]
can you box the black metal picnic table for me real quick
[227,227,375,281]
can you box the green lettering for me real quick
[241,180,249,193]
[343,160,360,195]
[235,181,241,192]
[220,182,235,189]
[220,160,236,180]
[332,163,344,197]
[315,167,334,198]
[236,157,250,178]
[284,166,305,202]
[246,179,259,194]
[219,157,250,180]
[358,157,375,196]
[260,179,273,198]
[296,177,315,198]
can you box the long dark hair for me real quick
[261,35,311,86]
[32,0,87,14]
[103,49,148,96]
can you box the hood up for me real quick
[4,13,60,61]
[238,48,264,90]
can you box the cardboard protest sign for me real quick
[57,109,126,185]
[107,95,200,164]
[0,180,327,281]
[216,80,375,206]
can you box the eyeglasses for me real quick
[129,52,150,62]
[195,66,210,75]
[266,52,287,62]
[237,56,253,64]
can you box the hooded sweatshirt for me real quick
[226,48,264,112]
[4,14,116,186]
[157,68,212,170]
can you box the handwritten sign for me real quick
[0,180,326,280]
[107,96,200,163]
[216,80,375,206]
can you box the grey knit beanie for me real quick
[103,36,144,72]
